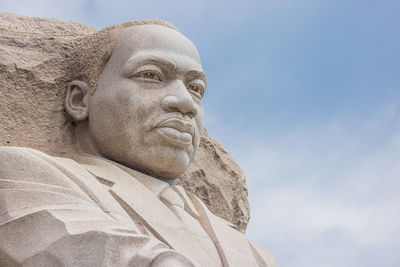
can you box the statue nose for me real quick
[161,80,198,118]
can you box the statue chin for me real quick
[110,147,193,180]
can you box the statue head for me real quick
[64,21,206,180]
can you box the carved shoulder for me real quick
[0,146,87,191]
[0,146,58,181]
[0,146,199,266]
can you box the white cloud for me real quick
[1,0,87,22]
[0,0,275,37]
[223,101,400,267]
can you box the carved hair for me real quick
[65,20,178,94]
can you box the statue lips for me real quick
[155,118,195,148]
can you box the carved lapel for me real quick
[189,193,260,267]
[74,155,211,256]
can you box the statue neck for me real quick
[74,121,101,156]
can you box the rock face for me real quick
[0,12,95,157]
[178,131,250,232]
[0,12,250,231]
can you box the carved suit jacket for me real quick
[0,146,277,267]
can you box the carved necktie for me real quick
[159,186,186,219]
[159,185,223,266]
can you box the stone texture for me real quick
[0,12,95,157]
[178,131,250,232]
[0,12,250,231]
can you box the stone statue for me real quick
[0,16,277,267]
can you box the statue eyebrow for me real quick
[123,54,207,84]
[186,70,207,85]
[123,55,176,75]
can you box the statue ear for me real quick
[65,81,90,122]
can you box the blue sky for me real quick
[2,0,400,266]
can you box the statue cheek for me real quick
[195,113,205,136]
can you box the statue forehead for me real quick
[113,25,202,62]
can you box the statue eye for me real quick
[188,83,205,98]
[133,70,163,81]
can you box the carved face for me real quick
[87,25,206,179]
